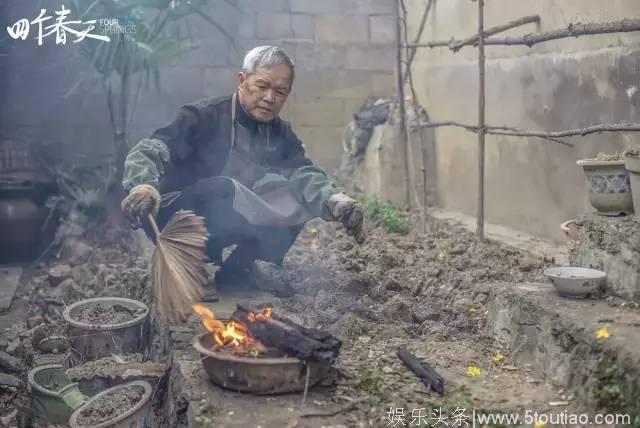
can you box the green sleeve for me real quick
[288,165,344,220]
[122,138,171,191]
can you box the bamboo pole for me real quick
[401,0,435,86]
[401,0,423,213]
[477,0,486,240]
[395,0,410,208]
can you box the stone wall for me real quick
[0,0,395,174]
[570,214,640,301]
[405,0,640,241]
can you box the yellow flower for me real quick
[484,309,489,316]
[534,421,546,428]
[468,307,478,313]
[466,366,481,377]
[595,327,611,339]
[306,227,318,235]
[493,352,504,362]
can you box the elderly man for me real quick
[121,46,364,298]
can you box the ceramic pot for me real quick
[576,159,633,215]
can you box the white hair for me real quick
[242,46,295,79]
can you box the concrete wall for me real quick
[1,0,395,173]
[406,0,640,241]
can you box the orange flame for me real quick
[248,307,273,322]
[193,304,257,349]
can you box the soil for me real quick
[186,216,602,427]
[73,303,138,325]
[75,384,145,427]
[286,216,550,341]
[65,354,144,381]
[593,152,624,161]
[279,216,563,423]
[1,203,634,427]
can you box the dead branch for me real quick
[477,0,486,240]
[483,18,640,47]
[405,18,640,50]
[405,40,451,49]
[422,121,568,145]
[450,15,540,51]
[402,0,435,85]
[395,0,411,207]
[401,0,425,213]
[423,121,640,144]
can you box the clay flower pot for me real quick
[63,297,150,366]
[624,154,640,219]
[576,159,633,215]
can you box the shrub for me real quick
[363,193,411,235]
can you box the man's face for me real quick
[237,64,292,122]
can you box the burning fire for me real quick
[192,304,272,349]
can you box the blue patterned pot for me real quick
[625,155,640,219]
[577,159,633,215]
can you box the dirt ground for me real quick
[0,211,601,427]
[273,217,572,426]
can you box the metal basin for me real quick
[544,266,606,298]
[192,332,330,394]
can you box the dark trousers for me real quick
[143,177,302,268]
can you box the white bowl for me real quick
[543,267,606,298]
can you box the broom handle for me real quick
[148,214,161,239]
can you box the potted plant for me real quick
[624,147,640,219]
[576,152,633,215]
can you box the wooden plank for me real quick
[0,267,22,310]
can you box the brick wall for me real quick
[212,0,397,170]
[1,0,396,174]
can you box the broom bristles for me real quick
[150,210,209,322]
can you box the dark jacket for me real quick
[149,94,313,194]
[122,94,344,219]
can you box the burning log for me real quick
[231,305,342,364]
[397,348,445,395]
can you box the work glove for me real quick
[327,193,366,244]
[121,184,161,229]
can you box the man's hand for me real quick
[121,184,161,229]
[327,193,366,244]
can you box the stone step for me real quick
[487,282,640,420]
[570,214,640,301]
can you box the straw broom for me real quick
[147,210,209,322]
